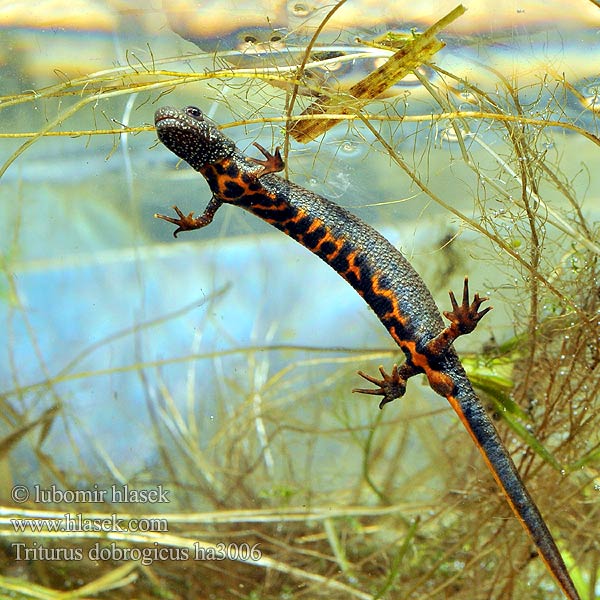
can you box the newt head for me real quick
[155,105,236,171]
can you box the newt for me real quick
[154,105,580,600]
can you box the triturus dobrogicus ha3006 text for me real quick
[153,105,580,600]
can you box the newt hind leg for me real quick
[353,278,491,409]
[426,277,492,357]
[353,362,418,409]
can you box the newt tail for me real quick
[154,105,580,600]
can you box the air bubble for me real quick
[292,3,310,17]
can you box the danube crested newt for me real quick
[154,105,580,600]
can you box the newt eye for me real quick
[185,106,203,120]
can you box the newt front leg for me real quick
[154,196,223,237]
[155,143,284,237]
[249,143,285,176]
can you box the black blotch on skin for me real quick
[203,170,220,193]
[285,215,313,238]
[330,242,352,272]
[318,240,337,256]
[224,162,239,178]
[248,180,263,192]
[253,204,296,223]
[223,180,246,199]
[344,265,365,289]
[365,286,394,319]
[302,224,327,250]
